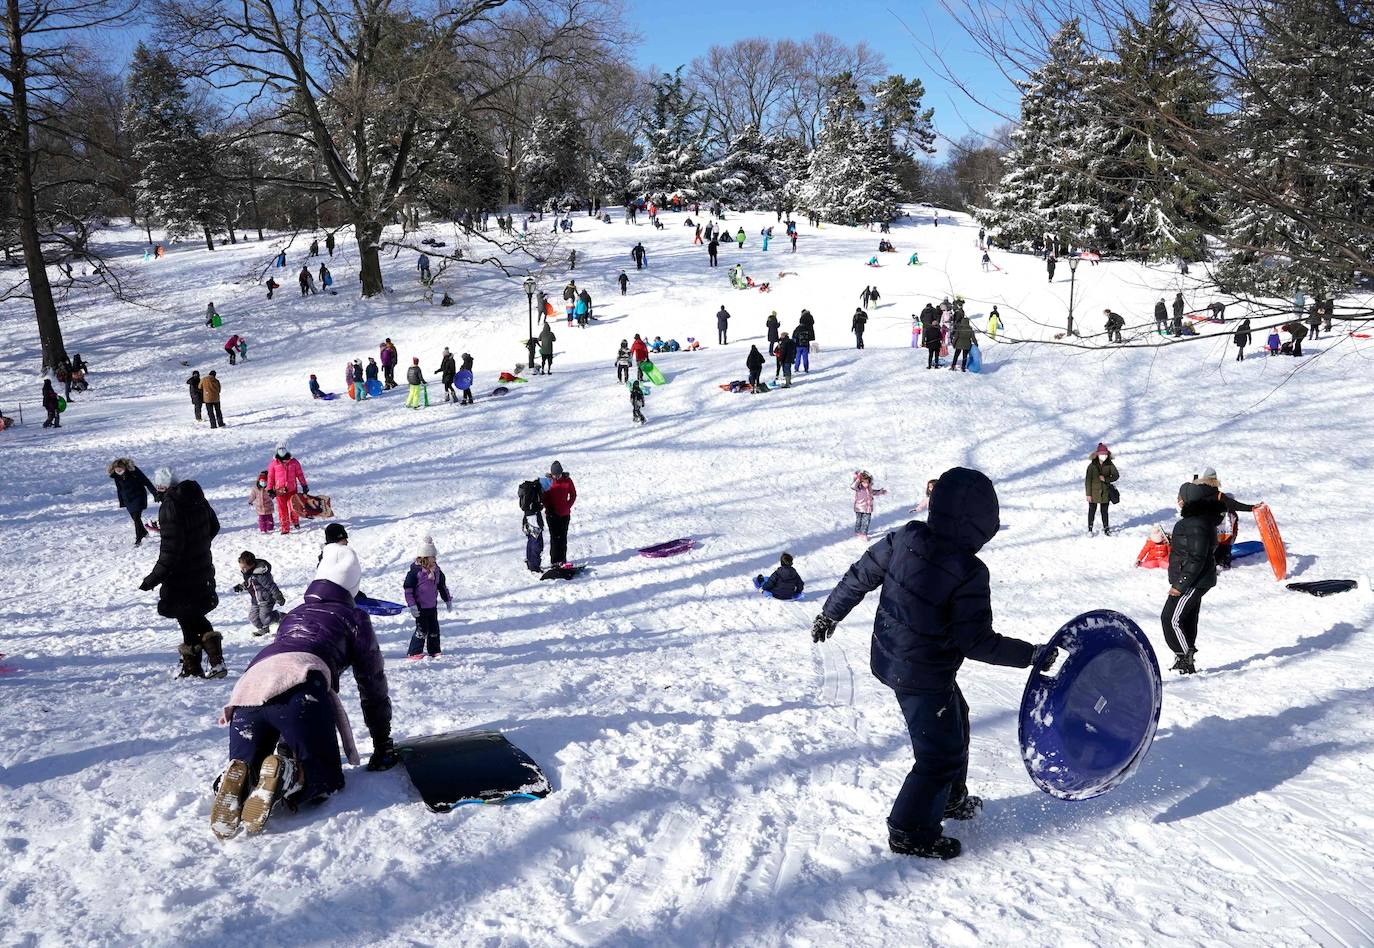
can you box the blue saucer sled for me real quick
[1019,610,1162,801]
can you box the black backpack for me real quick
[518,479,544,515]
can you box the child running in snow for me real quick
[852,471,888,538]
[754,552,805,600]
[249,470,274,533]
[233,551,286,637]
[404,536,452,659]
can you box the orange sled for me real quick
[1252,503,1286,581]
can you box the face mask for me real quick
[258,480,266,487]
[114,468,126,475]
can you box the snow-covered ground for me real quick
[2,207,1373,946]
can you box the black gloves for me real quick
[232,583,245,593]
[300,483,309,495]
[811,613,837,643]
[366,737,398,771]
[139,575,157,592]
[276,593,286,606]
[1032,644,1059,671]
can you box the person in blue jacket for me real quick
[810,467,1054,860]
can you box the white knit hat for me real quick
[418,535,438,559]
[316,544,362,596]
[153,466,176,489]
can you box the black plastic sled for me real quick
[1286,580,1358,597]
[398,729,552,812]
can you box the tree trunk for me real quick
[355,218,385,297]
[6,0,66,372]
[202,225,215,251]
[246,162,264,240]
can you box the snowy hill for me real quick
[2,208,1373,946]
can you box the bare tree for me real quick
[688,38,800,142]
[155,0,619,297]
[2,0,134,371]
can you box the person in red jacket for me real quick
[541,461,577,565]
[1135,525,1170,569]
[267,443,308,535]
[629,334,650,381]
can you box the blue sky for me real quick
[626,0,1019,151]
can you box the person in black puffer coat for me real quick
[755,552,805,599]
[109,458,160,545]
[811,467,1052,860]
[1162,481,1226,674]
[140,467,224,679]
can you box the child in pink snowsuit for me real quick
[852,471,887,538]
[249,470,274,533]
[266,444,307,535]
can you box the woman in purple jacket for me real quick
[210,544,396,839]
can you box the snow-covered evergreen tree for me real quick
[125,44,221,249]
[1218,0,1374,294]
[519,107,586,210]
[799,73,902,225]
[980,21,1115,250]
[1104,0,1220,261]
[630,68,706,202]
[708,124,778,210]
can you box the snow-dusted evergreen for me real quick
[518,108,586,210]
[704,123,805,214]
[981,21,1115,250]
[630,68,707,202]
[1218,0,1374,293]
[125,44,222,250]
[1104,0,1220,261]
[799,73,903,225]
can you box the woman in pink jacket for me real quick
[267,443,308,535]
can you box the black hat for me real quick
[324,522,348,544]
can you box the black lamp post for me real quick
[1067,254,1081,337]
[523,275,536,371]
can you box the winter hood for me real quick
[926,467,1000,554]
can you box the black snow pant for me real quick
[541,355,553,374]
[1215,542,1233,569]
[855,330,865,349]
[1235,345,1245,362]
[192,396,203,421]
[926,345,940,368]
[1162,587,1205,656]
[1088,501,1110,532]
[547,512,570,566]
[206,402,224,428]
[1292,339,1303,356]
[408,607,442,656]
[718,328,728,345]
[461,387,473,405]
[951,348,969,370]
[384,365,396,389]
[129,507,148,544]
[229,671,342,803]
[888,685,970,845]
[708,251,718,267]
[748,368,761,388]
[525,517,544,572]
[617,365,629,383]
[442,380,456,402]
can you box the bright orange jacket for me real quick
[1136,538,1170,569]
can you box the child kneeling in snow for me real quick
[754,552,805,600]
[404,536,452,659]
[1135,525,1171,568]
[233,551,286,636]
[249,471,274,533]
[852,471,888,538]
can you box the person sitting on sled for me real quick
[1135,525,1171,569]
[754,552,805,600]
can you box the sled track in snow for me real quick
[817,640,855,707]
[1196,811,1374,947]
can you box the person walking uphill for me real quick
[210,544,396,839]
[542,461,577,566]
[716,306,731,345]
[1162,481,1227,675]
[404,536,452,659]
[437,348,457,404]
[42,379,61,428]
[459,352,474,405]
[186,370,204,422]
[1233,319,1252,361]
[139,467,225,680]
[200,370,224,428]
[950,314,975,371]
[810,467,1052,860]
[631,242,646,270]
[1085,443,1119,536]
[852,308,868,349]
[267,444,308,535]
[109,458,159,545]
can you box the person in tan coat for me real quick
[200,370,224,428]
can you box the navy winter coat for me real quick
[822,467,1034,693]
[762,565,805,600]
[112,466,157,514]
[251,579,392,743]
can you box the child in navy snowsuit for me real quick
[630,380,646,424]
[233,551,286,636]
[812,467,1050,860]
[755,552,805,600]
[404,537,452,658]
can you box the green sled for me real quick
[640,360,667,385]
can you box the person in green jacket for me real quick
[950,316,975,371]
[538,322,556,374]
[1085,443,1120,536]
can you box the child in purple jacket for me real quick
[404,536,452,659]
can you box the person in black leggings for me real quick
[1085,444,1119,536]
[1162,481,1226,674]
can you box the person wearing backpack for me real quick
[518,478,545,573]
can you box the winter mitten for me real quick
[300,484,309,494]
[276,593,286,606]
[232,583,245,593]
[409,606,420,618]
[811,613,837,643]
[366,737,398,772]
[139,575,156,592]
[1032,644,1059,671]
